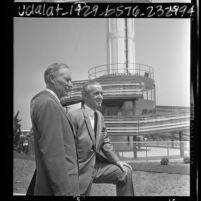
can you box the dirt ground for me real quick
[13,158,189,196]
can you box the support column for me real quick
[179,131,184,157]
[133,136,137,159]
[171,133,175,148]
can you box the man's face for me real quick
[85,84,103,110]
[52,68,72,99]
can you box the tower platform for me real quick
[61,63,156,116]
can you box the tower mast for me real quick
[107,19,136,75]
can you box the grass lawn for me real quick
[13,151,190,196]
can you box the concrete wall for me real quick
[135,99,155,115]
[103,99,155,116]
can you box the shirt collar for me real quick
[45,88,60,103]
[84,104,96,117]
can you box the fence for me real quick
[111,140,190,162]
[20,136,189,163]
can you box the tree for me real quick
[13,111,22,152]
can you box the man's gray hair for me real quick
[82,80,101,97]
[44,63,70,85]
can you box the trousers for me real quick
[85,160,135,196]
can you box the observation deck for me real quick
[61,63,155,112]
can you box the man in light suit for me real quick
[27,63,79,196]
[69,81,135,196]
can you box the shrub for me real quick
[160,157,169,165]
[183,156,190,164]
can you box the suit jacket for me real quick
[69,107,119,194]
[30,90,79,196]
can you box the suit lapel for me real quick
[58,106,76,137]
[65,112,76,137]
[44,90,76,137]
[81,109,96,145]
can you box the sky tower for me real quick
[107,18,136,75]
[63,18,156,117]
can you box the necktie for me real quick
[94,111,98,138]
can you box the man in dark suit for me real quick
[69,80,135,196]
[27,63,79,196]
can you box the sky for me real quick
[14,18,190,130]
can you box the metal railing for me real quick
[88,63,154,80]
[105,111,190,135]
[68,88,143,99]
[105,111,190,121]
